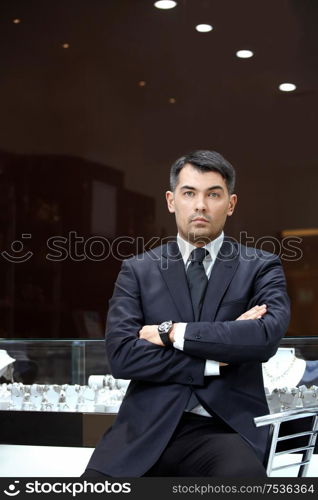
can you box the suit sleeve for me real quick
[183,255,290,364]
[105,259,206,386]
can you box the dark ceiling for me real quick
[0,0,317,237]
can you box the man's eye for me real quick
[209,192,219,198]
[184,191,194,197]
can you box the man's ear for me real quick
[166,191,175,213]
[227,194,237,216]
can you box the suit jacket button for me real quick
[188,376,193,383]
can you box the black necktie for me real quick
[186,247,209,321]
[185,247,209,411]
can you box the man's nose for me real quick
[195,195,207,211]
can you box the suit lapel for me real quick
[201,238,240,321]
[159,241,194,322]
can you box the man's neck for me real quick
[177,232,224,264]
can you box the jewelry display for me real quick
[265,388,281,413]
[0,374,129,413]
[2,369,316,414]
[94,386,111,413]
[0,363,14,383]
[0,401,10,410]
[40,395,53,411]
[276,387,300,410]
[262,347,306,391]
[0,350,15,381]
[265,385,318,413]
[57,390,70,412]
[75,385,94,412]
[263,357,296,381]
[0,383,11,410]
[21,392,35,411]
[88,375,106,389]
[299,384,318,408]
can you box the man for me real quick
[84,150,290,477]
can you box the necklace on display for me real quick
[262,355,297,383]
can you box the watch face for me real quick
[159,321,172,333]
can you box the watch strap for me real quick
[159,330,173,347]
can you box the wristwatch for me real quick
[158,320,174,346]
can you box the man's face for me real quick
[166,164,237,245]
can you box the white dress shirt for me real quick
[173,232,224,416]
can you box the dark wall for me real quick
[0,150,155,338]
[0,0,317,338]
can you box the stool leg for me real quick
[298,416,318,477]
[266,422,281,476]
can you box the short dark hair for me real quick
[170,150,236,194]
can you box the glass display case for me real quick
[0,339,109,386]
[0,339,132,413]
[1,337,318,448]
[0,339,122,447]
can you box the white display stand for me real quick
[0,350,15,379]
[0,444,317,477]
[0,445,94,477]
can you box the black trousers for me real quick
[143,412,267,477]
[83,412,267,478]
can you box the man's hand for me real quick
[139,323,177,346]
[236,304,267,321]
[139,325,164,346]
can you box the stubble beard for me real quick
[187,227,221,246]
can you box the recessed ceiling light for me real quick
[154,1,177,9]
[62,43,70,49]
[169,97,176,104]
[195,24,213,33]
[236,50,254,59]
[12,18,21,24]
[138,81,146,87]
[279,83,296,92]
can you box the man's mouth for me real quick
[192,218,209,222]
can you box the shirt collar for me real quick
[177,232,224,265]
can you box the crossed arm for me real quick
[106,256,290,384]
[139,304,268,354]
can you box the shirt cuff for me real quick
[173,322,187,351]
[204,360,220,376]
[173,323,220,376]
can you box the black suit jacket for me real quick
[87,238,290,476]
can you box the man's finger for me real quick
[236,304,267,321]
